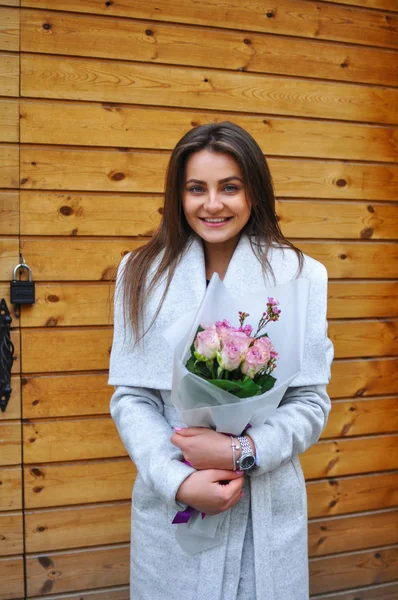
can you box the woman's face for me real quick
[182,149,251,251]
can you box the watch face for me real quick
[241,455,256,470]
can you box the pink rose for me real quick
[217,330,252,371]
[194,325,220,361]
[242,337,272,379]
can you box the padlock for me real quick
[10,263,35,305]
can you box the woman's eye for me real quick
[223,185,238,193]
[188,185,204,194]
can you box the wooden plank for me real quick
[0,100,19,143]
[323,398,398,438]
[301,435,398,480]
[317,0,398,12]
[20,9,398,87]
[19,147,398,201]
[0,421,21,466]
[296,242,398,279]
[0,1,20,7]
[0,191,18,234]
[329,320,398,359]
[20,192,163,237]
[0,6,19,52]
[25,502,130,552]
[28,588,130,600]
[22,373,110,419]
[20,54,398,125]
[0,555,24,600]
[277,201,398,241]
[24,459,136,509]
[0,376,21,421]
[19,193,398,239]
[10,329,20,375]
[0,53,19,97]
[26,544,129,596]
[311,581,398,600]
[309,546,398,595]
[328,282,398,319]
[19,238,143,282]
[18,281,398,329]
[19,318,397,374]
[20,103,398,163]
[308,509,398,557]
[329,358,398,399]
[0,466,22,510]
[0,511,23,555]
[0,144,18,187]
[0,237,18,280]
[20,283,115,328]
[23,417,126,463]
[307,472,398,519]
[21,328,113,373]
[19,0,398,49]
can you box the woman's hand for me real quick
[176,469,244,515]
[171,427,235,470]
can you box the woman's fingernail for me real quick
[240,491,244,498]
[236,470,244,475]
[174,427,183,431]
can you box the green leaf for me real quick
[208,379,243,394]
[186,356,196,374]
[256,374,276,394]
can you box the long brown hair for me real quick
[121,121,302,339]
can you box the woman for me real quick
[109,122,333,600]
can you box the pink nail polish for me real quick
[240,491,244,498]
[174,427,183,431]
[236,470,244,475]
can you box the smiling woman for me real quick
[109,121,333,600]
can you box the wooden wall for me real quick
[0,0,397,597]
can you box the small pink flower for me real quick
[239,324,253,337]
[217,331,252,371]
[241,346,266,379]
[194,325,220,361]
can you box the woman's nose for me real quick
[203,190,223,213]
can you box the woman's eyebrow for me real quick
[185,176,243,184]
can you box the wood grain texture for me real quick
[329,319,398,359]
[329,358,398,399]
[0,238,18,280]
[322,398,398,438]
[20,103,398,162]
[19,147,398,200]
[0,421,21,466]
[0,466,22,510]
[309,547,398,595]
[0,191,18,234]
[0,555,24,600]
[26,544,129,596]
[296,242,398,279]
[20,54,398,124]
[22,373,110,419]
[19,238,143,282]
[301,435,398,479]
[19,0,398,49]
[311,581,398,600]
[25,502,130,552]
[19,192,398,240]
[317,0,398,11]
[0,511,23,555]
[20,9,398,87]
[308,509,398,557]
[0,53,19,97]
[24,459,136,508]
[328,282,398,319]
[0,145,18,187]
[0,6,19,52]
[23,417,126,463]
[0,101,18,143]
[17,281,398,329]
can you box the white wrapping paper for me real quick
[164,273,310,554]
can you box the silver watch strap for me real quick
[237,435,252,457]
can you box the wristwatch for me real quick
[236,436,256,471]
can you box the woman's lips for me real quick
[199,217,233,228]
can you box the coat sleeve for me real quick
[248,259,334,477]
[109,256,195,512]
[110,385,196,511]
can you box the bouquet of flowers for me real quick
[164,274,310,554]
[187,299,281,400]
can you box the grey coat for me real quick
[109,235,334,600]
